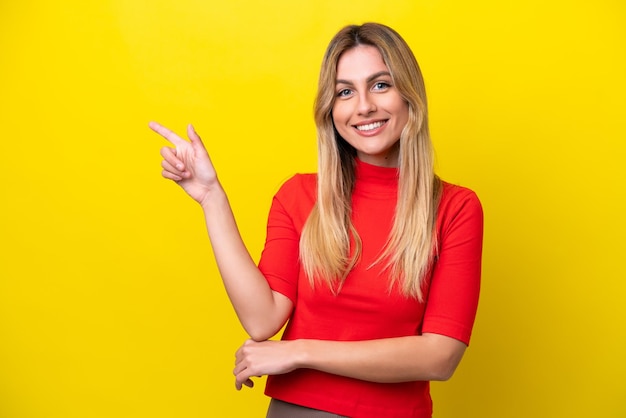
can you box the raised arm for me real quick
[149,122,292,340]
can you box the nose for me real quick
[357,92,376,115]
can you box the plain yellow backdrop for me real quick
[1,0,624,417]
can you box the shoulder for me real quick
[274,173,317,202]
[437,181,483,232]
[440,181,481,210]
[269,173,317,227]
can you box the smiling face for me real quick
[332,45,409,168]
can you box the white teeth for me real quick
[356,121,385,131]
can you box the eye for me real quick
[337,88,352,97]
[372,81,391,91]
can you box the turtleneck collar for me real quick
[353,158,399,198]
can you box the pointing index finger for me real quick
[148,121,186,147]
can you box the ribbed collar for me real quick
[353,158,399,198]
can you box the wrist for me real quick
[198,183,227,210]
[292,339,314,370]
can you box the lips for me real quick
[354,120,387,132]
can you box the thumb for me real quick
[187,124,207,153]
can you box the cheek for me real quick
[331,102,349,124]
[386,95,408,114]
[395,101,410,126]
[331,106,351,138]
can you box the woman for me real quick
[150,22,483,418]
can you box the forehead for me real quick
[336,45,389,80]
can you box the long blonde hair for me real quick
[300,23,442,301]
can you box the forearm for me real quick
[200,185,290,340]
[150,122,291,340]
[295,333,466,382]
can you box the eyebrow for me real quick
[336,71,392,86]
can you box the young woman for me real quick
[150,22,483,418]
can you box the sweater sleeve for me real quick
[421,186,484,345]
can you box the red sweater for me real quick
[258,159,483,418]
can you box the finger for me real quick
[235,374,254,391]
[233,363,242,375]
[149,121,187,148]
[187,124,211,157]
[162,169,184,182]
[160,146,185,171]
[187,124,204,147]
[234,370,248,391]
[161,160,189,179]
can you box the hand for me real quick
[149,121,219,205]
[233,339,300,390]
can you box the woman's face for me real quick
[332,45,409,168]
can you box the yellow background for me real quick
[1,0,624,417]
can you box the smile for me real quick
[355,120,387,132]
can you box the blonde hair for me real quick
[300,23,442,301]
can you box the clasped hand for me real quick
[233,339,299,390]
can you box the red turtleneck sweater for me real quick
[258,159,483,418]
